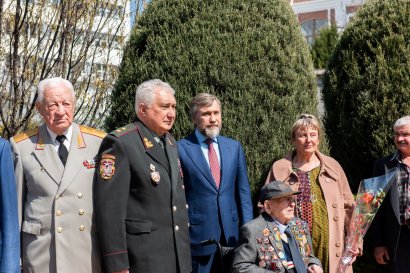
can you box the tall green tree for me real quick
[322,0,410,190]
[107,0,320,198]
[311,25,338,69]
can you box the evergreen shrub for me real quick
[322,0,410,190]
[106,0,320,203]
[311,25,338,69]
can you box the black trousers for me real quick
[390,226,410,273]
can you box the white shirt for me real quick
[194,129,221,167]
[46,125,73,152]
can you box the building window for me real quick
[301,19,328,45]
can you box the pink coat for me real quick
[265,151,355,273]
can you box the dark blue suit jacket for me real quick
[178,133,253,256]
[0,138,19,273]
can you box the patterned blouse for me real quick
[294,166,329,273]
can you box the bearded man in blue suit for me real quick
[178,93,253,273]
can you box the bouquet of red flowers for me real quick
[337,168,398,273]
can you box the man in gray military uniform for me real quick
[10,77,105,273]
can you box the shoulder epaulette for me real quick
[111,123,136,137]
[80,125,106,138]
[13,128,39,143]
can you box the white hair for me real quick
[37,77,75,103]
[394,116,410,129]
[134,79,175,113]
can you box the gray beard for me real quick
[204,126,220,138]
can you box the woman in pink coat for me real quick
[265,114,358,273]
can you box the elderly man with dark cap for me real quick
[232,181,323,273]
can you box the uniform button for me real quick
[175,225,179,231]
[56,194,61,200]
[79,225,85,231]
[333,216,339,221]
[56,210,62,216]
[41,168,45,172]
[182,185,185,190]
[186,204,189,209]
[336,242,341,247]
[336,251,341,257]
[188,223,190,228]
[325,178,330,183]
[57,227,63,233]
[332,203,337,208]
[79,209,85,215]
[173,206,177,212]
[77,192,83,199]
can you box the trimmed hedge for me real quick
[323,0,410,190]
[106,0,321,203]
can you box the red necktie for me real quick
[206,138,220,188]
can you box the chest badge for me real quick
[150,163,160,185]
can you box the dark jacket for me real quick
[367,152,401,262]
[232,213,321,273]
[94,121,192,273]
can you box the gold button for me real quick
[175,225,179,231]
[186,204,189,209]
[57,227,63,233]
[173,206,177,212]
[333,216,339,221]
[79,209,85,215]
[336,242,341,247]
[332,203,337,208]
[79,225,85,231]
[56,210,62,216]
[77,192,83,199]
[56,194,60,200]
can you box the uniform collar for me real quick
[46,125,73,145]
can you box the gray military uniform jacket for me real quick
[232,213,321,273]
[10,123,105,273]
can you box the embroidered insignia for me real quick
[263,228,270,236]
[100,154,116,180]
[149,164,160,185]
[36,135,45,150]
[83,159,97,169]
[144,137,153,148]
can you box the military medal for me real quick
[278,251,285,259]
[100,154,116,180]
[150,164,160,184]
